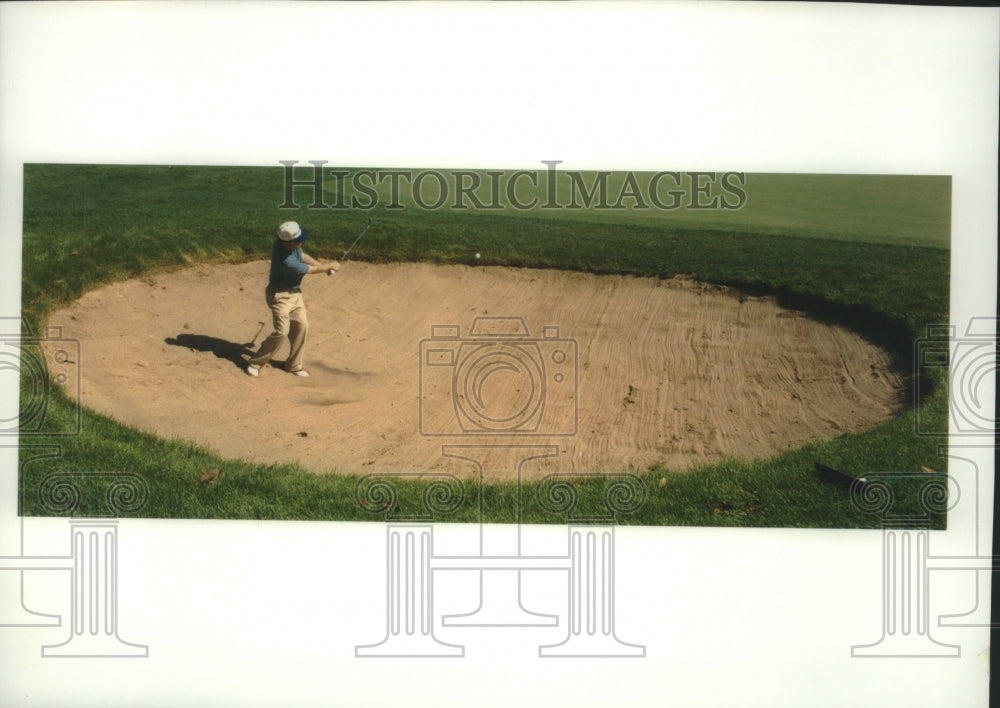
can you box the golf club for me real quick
[328,217,373,275]
[245,321,266,348]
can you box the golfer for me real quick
[245,221,339,377]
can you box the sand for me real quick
[46,261,905,482]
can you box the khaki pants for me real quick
[248,289,309,373]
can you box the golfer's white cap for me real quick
[277,221,309,243]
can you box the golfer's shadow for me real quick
[165,333,257,370]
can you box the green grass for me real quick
[18,164,951,528]
[348,169,951,248]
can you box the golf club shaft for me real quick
[328,218,372,275]
[248,321,266,347]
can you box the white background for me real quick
[0,2,997,707]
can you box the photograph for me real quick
[0,2,995,707]
[18,164,952,530]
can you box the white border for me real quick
[1,2,996,707]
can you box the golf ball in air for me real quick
[475,253,481,259]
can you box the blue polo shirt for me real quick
[268,239,310,291]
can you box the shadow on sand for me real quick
[165,333,258,370]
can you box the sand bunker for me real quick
[47,262,904,482]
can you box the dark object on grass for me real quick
[815,462,868,493]
[196,467,223,485]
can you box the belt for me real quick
[267,286,301,294]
